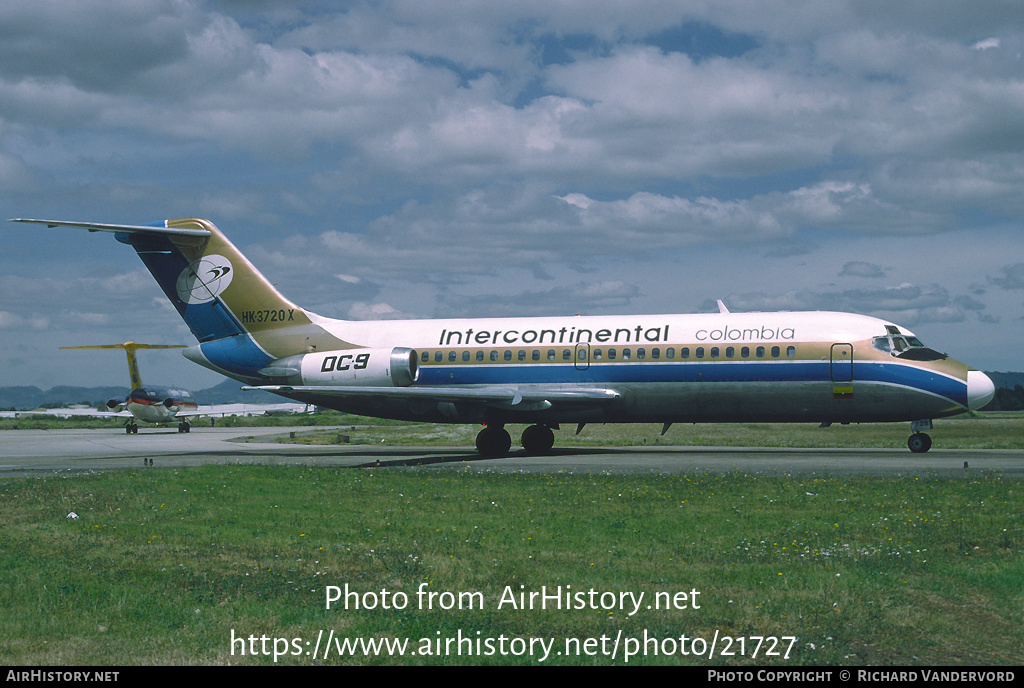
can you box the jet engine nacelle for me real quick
[106,399,125,412]
[163,398,179,410]
[260,347,419,387]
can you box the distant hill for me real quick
[987,371,1024,411]
[0,378,288,410]
[987,371,1024,391]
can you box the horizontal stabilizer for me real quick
[8,218,210,238]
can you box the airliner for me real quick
[59,342,201,433]
[10,217,995,455]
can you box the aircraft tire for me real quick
[908,432,932,453]
[476,426,512,457]
[521,424,555,454]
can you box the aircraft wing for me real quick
[181,403,313,418]
[13,408,131,418]
[242,384,621,410]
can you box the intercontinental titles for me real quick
[438,324,671,347]
[437,322,797,347]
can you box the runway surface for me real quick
[2,426,1022,478]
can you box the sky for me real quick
[2,0,1024,392]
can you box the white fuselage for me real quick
[230,309,988,427]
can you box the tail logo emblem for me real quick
[176,255,233,304]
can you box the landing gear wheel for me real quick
[521,425,555,454]
[476,426,512,457]
[908,432,932,453]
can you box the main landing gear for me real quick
[125,422,138,434]
[177,420,191,433]
[475,423,555,457]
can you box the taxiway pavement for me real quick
[2,426,1022,478]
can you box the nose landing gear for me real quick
[907,432,932,453]
[908,419,933,453]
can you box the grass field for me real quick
[1,452,1021,665]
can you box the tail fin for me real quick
[11,217,350,380]
[59,342,186,389]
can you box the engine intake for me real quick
[260,347,419,387]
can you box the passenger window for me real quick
[652,348,660,360]
[504,350,512,361]
[548,349,556,361]
[622,348,631,360]
[532,350,540,361]
[666,347,675,359]
[681,347,689,359]
[756,346,765,358]
[711,347,720,359]
[435,351,443,363]
[476,351,485,362]
[593,349,603,360]
[563,349,572,361]
[449,351,457,362]
[741,347,750,358]
[696,347,705,359]
[726,347,734,358]
[491,350,499,362]
[771,346,780,358]
[608,349,617,360]
[518,350,527,361]
[421,351,430,363]
[787,346,796,358]
[637,348,646,360]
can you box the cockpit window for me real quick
[873,329,946,361]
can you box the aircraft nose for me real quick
[967,370,995,411]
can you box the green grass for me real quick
[1,466,1021,665]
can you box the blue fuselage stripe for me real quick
[417,360,968,407]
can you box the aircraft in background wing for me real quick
[10,217,995,454]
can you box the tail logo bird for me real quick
[176,255,233,304]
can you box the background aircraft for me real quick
[59,342,202,433]
[15,341,310,432]
[10,218,995,453]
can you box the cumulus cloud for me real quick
[990,263,1024,290]
[840,261,886,278]
[3,2,1024,382]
